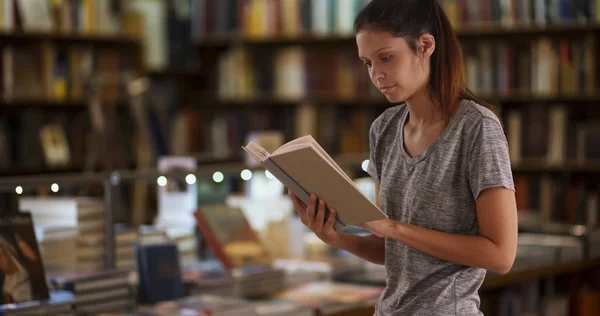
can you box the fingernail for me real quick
[320,200,324,206]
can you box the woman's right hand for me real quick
[288,189,343,247]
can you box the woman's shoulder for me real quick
[458,99,503,129]
[456,100,508,150]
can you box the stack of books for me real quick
[183,268,236,297]
[272,259,332,289]
[48,270,135,315]
[274,281,384,316]
[0,290,74,316]
[35,226,78,271]
[114,224,138,271]
[253,299,314,316]
[517,233,585,263]
[137,294,257,315]
[19,197,106,272]
[230,265,286,298]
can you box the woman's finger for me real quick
[316,199,326,228]
[324,208,336,232]
[289,190,307,221]
[306,193,317,226]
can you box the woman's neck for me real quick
[405,88,442,127]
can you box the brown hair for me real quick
[354,0,494,125]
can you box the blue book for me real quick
[136,241,186,304]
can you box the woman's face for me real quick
[356,28,432,103]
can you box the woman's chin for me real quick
[383,93,405,104]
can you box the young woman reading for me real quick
[289,0,518,315]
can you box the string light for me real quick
[15,186,23,195]
[51,183,59,193]
[186,174,196,185]
[361,159,369,172]
[157,176,167,187]
[213,172,224,183]
[241,169,252,181]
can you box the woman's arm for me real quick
[361,186,517,274]
[289,182,386,265]
[333,231,385,265]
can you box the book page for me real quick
[272,135,315,155]
[272,135,356,185]
[242,142,270,163]
[271,136,369,201]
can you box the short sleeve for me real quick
[366,119,380,182]
[468,117,515,200]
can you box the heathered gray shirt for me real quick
[367,99,515,316]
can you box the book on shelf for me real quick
[242,135,387,231]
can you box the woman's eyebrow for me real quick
[359,46,392,59]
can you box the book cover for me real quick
[194,205,271,270]
[135,241,186,304]
[0,212,50,305]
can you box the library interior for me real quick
[1,0,600,315]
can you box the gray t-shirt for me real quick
[367,99,515,316]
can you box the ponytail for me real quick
[429,0,464,126]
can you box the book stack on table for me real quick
[0,290,74,316]
[48,270,136,315]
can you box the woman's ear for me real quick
[418,33,436,58]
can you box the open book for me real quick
[242,135,387,231]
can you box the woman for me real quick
[288,0,518,315]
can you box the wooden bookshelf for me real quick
[0,165,92,178]
[0,31,140,47]
[512,161,600,173]
[0,99,131,113]
[0,99,88,109]
[455,22,600,39]
[194,22,600,49]
[481,258,600,291]
[184,94,600,109]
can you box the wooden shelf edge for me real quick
[0,99,130,110]
[3,158,599,178]
[0,31,140,46]
[190,94,600,107]
[194,22,600,47]
[481,258,600,291]
[512,160,600,173]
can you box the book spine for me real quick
[263,158,346,228]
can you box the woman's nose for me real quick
[371,65,386,81]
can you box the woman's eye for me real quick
[381,55,392,62]
[364,62,372,68]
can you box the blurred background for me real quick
[0,0,599,315]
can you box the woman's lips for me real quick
[380,85,396,93]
